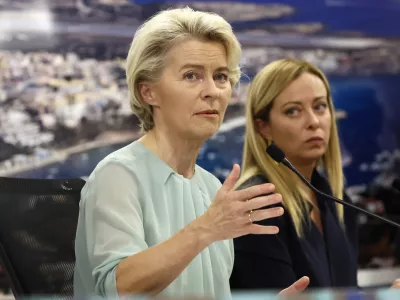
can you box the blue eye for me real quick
[183,72,199,81]
[215,73,228,82]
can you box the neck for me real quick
[140,128,203,178]
[291,160,316,182]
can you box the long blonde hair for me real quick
[237,58,344,236]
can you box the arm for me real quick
[82,163,282,297]
[115,217,212,295]
[83,163,214,297]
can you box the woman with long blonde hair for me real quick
[230,58,359,290]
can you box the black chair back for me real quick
[0,177,85,297]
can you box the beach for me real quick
[0,130,140,177]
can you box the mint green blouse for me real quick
[73,141,234,299]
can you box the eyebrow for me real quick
[282,96,327,107]
[179,64,230,73]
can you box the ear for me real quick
[255,118,272,141]
[138,82,159,106]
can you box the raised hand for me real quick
[197,164,284,243]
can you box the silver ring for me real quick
[248,210,253,223]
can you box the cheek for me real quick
[220,99,229,114]
[270,123,303,153]
[322,114,332,135]
[166,91,197,116]
[219,90,232,111]
[275,127,300,144]
[222,87,232,101]
[270,117,299,139]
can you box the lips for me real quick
[195,109,219,115]
[306,137,324,142]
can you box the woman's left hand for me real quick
[278,276,310,295]
[392,278,400,288]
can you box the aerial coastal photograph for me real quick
[2,0,400,296]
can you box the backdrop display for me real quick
[1,0,400,271]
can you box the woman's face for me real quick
[140,38,232,141]
[257,72,332,167]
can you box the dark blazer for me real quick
[230,171,358,290]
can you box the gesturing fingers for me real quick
[243,193,282,211]
[205,172,285,241]
[246,224,280,235]
[235,183,276,201]
[248,206,284,223]
[220,164,241,192]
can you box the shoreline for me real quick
[0,130,140,177]
[0,113,243,177]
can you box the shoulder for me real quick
[237,174,269,190]
[314,171,357,227]
[195,165,222,185]
[235,173,291,232]
[92,141,150,175]
[88,140,172,185]
[82,141,154,200]
[194,165,222,198]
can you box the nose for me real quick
[200,77,219,100]
[306,110,320,129]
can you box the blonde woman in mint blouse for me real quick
[73,7,310,299]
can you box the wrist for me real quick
[184,216,215,250]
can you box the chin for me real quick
[187,126,218,141]
[200,128,218,140]
[303,149,326,162]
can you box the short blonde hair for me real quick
[237,58,344,236]
[126,7,242,132]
